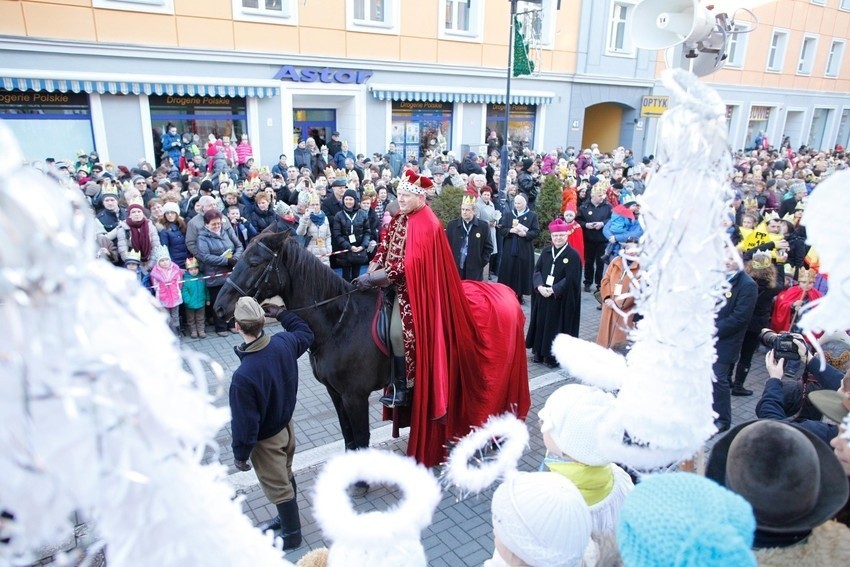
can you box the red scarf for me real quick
[126,217,152,262]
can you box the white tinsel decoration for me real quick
[552,69,732,469]
[442,413,530,497]
[312,449,441,567]
[796,170,850,338]
[0,123,293,566]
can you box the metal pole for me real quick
[499,0,518,211]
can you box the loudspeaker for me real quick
[665,44,728,77]
[630,0,717,51]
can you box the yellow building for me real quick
[0,0,847,163]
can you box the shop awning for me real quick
[1,77,280,98]
[368,84,554,105]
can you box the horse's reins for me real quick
[223,239,360,325]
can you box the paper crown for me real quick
[218,173,230,184]
[397,169,433,195]
[323,166,336,176]
[797,267,817,282]
[751,251,772,270]
[763,211,780,222]
[101,186,119,198]
[152,245,171,263]
[185,257,199,269]
[461,194,477,207]
[335,168,346,178]
[124,249,142,264]
[743,196,758,210]
[590,178,609,196]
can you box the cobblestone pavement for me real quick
[186,285,772,566]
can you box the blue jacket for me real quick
[229,312,314,461]
[602,206,643,257]
[159,222,189,269]
[334,150,356,169]
[181,272,209,310]
[161,131,182,162]
[384,150,403,177]
[196,226,243,287]
[714,271,758,364]
[755,377,838,446]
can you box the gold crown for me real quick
[335,168,346,178]
[462,194,477,207]
[185,257,199,269]
[798,268,816,283]
[125,249,142,263]
[101,186,119,197]
[751,251,772,270]
[763,211,780,222]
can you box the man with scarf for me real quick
[117,203,160,273]
[526,219,583,368]
[497,193,540,304]
[353,170,530,467]
[446,194,493,281]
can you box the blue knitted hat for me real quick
[617,473,756,567]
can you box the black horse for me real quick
[214,227,389,454]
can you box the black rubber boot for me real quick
[278,498,302,550]
[256,477,297,533]
[380,356,411,407]
[731,373,753,396]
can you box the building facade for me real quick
[0,0,847,164]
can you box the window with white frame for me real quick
[440,0,482,40]
[725,25,749,68]
[826,40,846,77]
[348,0,398,31]
[606,1,636,57]
[233,0,296,24]
[797,35,818,75]
[841,0,850,11]
[92,0,173,14]
[810,0,826,5]
[766,30,789,72]
[516,0,556,48]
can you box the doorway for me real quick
[582,103,623,153]
[293,108,336,149]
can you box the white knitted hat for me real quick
[539,384,618,466]
[492,472,592,567]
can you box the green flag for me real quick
[513,16,535,77]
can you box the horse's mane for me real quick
[255,229,352,300]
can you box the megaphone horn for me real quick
[630,0,717,51]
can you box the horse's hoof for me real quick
[348,481,369,498]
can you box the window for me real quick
[725,25,749,68]
[440,0,483,41]
[766,30,789,72]
[233,0,297,24]
[826,40,846,77]
[348,0,398,32]
[516,0,556,48]
[841,0,850,11]
[797,35,818,75]
[92,0,173,14]
[606,1,636,57]
[810,0,826,5]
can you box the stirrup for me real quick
[379,384,410,408]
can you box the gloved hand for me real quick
[227,257,238,267]
[352,272,374,289]
[262,304,286,318]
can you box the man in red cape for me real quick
[770,267,822,332]
[355,170,530,467]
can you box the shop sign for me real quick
[0,90,88,106]
[749,106,771,121]
[488,103,534,113]
[393,101,453,111]
[274,66,373,84]
[640,95,669,117]
[161,96,233,106]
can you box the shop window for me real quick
[348,0,398,33]
[825,40,845,77]
[233,0,297,24]
[440,0,483,41]
[486,104,537,155]
[766,29,789,72]
[0,90,94,162]
[725,25,749,68]
[606,1,637,58]
[92,0,174,14]
[391,101,453,161]
[797,35,818,75]
[149,95,247,165]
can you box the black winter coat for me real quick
[332,208,371,266]
[715,271,758,364]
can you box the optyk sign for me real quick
[274,66,373,84]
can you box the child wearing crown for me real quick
[181,257,208,339]
[149,245,183,335]
[770,267,822,334]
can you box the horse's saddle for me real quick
[370,288,393,357]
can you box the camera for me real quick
[759,329,801,362]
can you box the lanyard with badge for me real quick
[546,245,568,287]
[345,211,357,244]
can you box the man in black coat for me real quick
[446,197,493,281]
[713,253,758,432]
[321,178,348,219]
[516,157,538,210]
[577,188,613,292]
[230,297,313,549]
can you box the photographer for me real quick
[755,337,842,445]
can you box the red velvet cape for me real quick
[770,286,822,332]
[398,205,531,467]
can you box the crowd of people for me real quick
[32,128,850,565]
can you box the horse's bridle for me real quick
[222,240,281,299]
